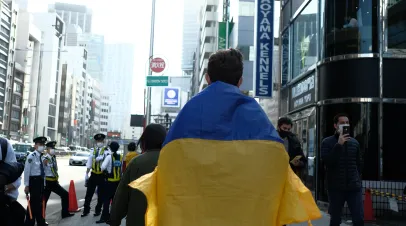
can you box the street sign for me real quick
[150,57,166,73]
[146,76,168,86]
[162,87,180,108]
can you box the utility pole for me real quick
[224,0,230,48]
[7,63,16,139]
[145,0,156,127]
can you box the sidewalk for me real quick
[289,211,349,226]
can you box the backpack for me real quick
[0,138,24,184]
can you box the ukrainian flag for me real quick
[129,82,321,226]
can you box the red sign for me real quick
[150,57,166,73]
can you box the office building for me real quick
[48,2,92,33]
[31,12,64,140]
[15,8,41,142]
[78,33,104,82]
[182,0,205,76]
[280,0,406,217]
[103,43,134,132]
[100,95,109,134]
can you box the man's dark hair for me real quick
[277,117,293,128]
[333,113,349,124]
[128,142,136,152]
[207,48,244,86]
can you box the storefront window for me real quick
[292,0,317,79]
[387,0,406,50]
[281,30,289,86]
[324,0,378,57]
[319,0,325,59]
[318,103,379,201]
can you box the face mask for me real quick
[37,146,45,152]
[96,142,104,148]
[50,149,55,155]
[279,130,290,139]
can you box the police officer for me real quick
[96,141,122,224]
[82,133,110,217]
[24,136,47,226]
[42,141,74,219]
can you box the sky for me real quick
[28,0,184,115]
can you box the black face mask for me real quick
[279,130,290,139]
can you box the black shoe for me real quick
[62,213,75,218]
[93,212,101,217]
[81,211,90,217]
[44,222,49,226]
[96,219,107,224]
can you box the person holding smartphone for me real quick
[321,113,364,226]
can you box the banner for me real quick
[218,22,234,50]
[163,87,180,108]
[254,0,274,98]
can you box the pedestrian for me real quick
[277,117,307,176]
[96,141,122,224]
[126,49,321,226]
[24,136,48,226]
[122,142,138,172]
[42,141,74,219]
[0,137,25,226]
[82,133,110,217]
[321,113,364,226]
[109,124,166,226]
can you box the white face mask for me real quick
[37,146,45,152]
[96,142,104,148]
[50,149,56,155]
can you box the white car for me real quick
[69,152,90,166]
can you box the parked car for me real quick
[69,151,90,166]
[13,143,34,164]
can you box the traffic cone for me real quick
[364,189,375,221]
[68,180,79,212]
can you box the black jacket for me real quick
[286,134,307,172]
[321,135,363,191]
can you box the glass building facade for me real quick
[280,0,406,217]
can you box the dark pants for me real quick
[329,190,364,226]
[83,173,105,213]
[44,180,70,216]
[100,181,119,220]
[25,176,46,226]
[1,196,26,226]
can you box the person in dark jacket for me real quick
[109,124,167,226]
[277,117,306,175]
[321,113,364,226]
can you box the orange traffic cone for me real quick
[68,180,79,212]
[364,189,375,221]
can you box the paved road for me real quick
[17,158,89,224]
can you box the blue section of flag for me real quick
[163,82,282,146]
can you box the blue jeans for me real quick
[329,190,364,226]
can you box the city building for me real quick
[279,0,406,217]
[100,95,109,134]
[15,7,42,142]
[0,1,18,138]
[103,43,134,132]
[57,63,73,147]
[77,33,104,82]
[71,75,85,146]
[30,12,64,141]
[181,0,205,76]
[48,2,92,33]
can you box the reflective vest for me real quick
[107,154,123,182]
[45,156,59,181]
[92,147,106,174]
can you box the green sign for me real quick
[218,22,234,50]
[146,76,169,87]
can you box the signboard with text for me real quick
[146,76,169,86]
[150,57,166,73]
[289,74,315,111]
[162,87,180,108]
[254,0,274,98]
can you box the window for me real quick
[239,2,255,16]
[281,30,290,85]
[282,1,292,30]
[12,96,20,106]
[292,0,317,78]
[14,83,22,93]
[324,0,378,57]
[11,123,18,132]
[387,0,406,50]
[11,109,19,119]
[238,46,254,61]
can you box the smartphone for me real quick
[342,125,350,135]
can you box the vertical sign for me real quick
[254,0,274,98]
[218,22,227,49]
[162,87,180,108]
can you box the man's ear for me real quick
[237,77,243,88]
[205,73,211,85]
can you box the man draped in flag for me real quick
[129,49,321,226]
